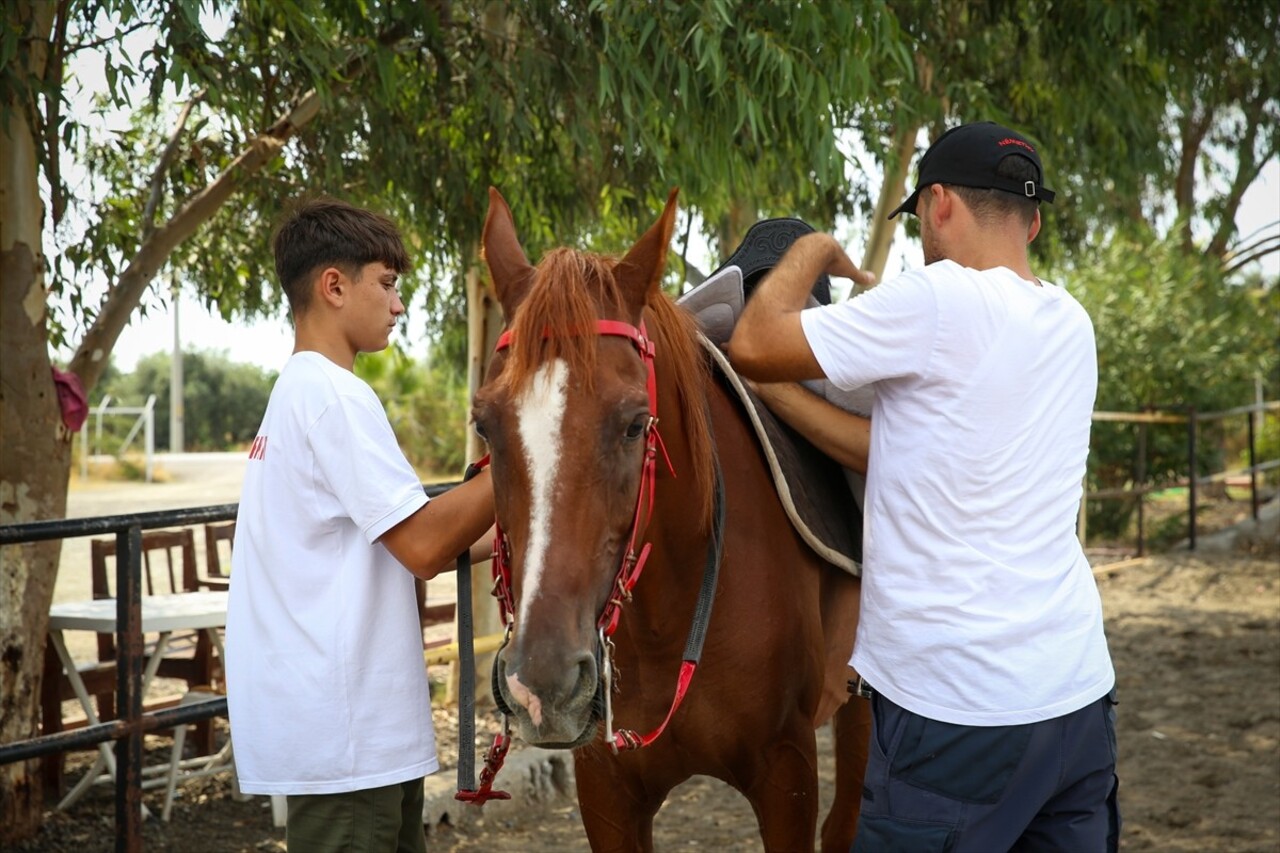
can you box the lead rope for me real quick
[454,455,512,805]
[603,450,725,752]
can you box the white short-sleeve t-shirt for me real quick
[801,261,1114,726]
[226,351,434,794]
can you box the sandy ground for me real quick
[13,460,1279,851]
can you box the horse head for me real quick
[474,187,682,748]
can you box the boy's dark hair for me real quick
[947,154,1041,228]
[272,197,410,314]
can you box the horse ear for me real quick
[481,187,535,321]
[616,188,679,309]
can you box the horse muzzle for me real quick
[496,645,602,748]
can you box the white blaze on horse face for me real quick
[514,359,570,629]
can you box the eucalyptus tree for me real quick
[854,0,1278,279]
[2,0,906,836]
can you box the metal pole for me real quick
[115,525,144,852]
[171,281,184,453]
[81,417,89,481]
[143,396,155,484]
[1187,406,1197,551]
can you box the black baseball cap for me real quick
[888,121,1056,219]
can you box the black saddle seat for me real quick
[711,217,832,306]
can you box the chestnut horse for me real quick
[474,187,869,852]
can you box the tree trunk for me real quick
[716,196,758,263]
[449,258,504,706]
[861,121,922,282]
[1,2,68,841]
[1,15,353,839]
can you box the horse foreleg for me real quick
[819,697,872,853]
[742,732,821,853]
[574,751,665,853]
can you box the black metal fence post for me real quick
[116,525,144,852]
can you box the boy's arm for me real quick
[379,469,496,580]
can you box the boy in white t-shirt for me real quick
[728,123,1119,851]
[225,198,494,852]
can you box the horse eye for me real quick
[624,417,647,441]
[473,418,489,442]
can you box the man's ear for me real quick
[317,266,346,307]
[925,184,951,225]
[1027,207,1041,244]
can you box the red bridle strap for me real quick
[489,319,667,632]
[609,661,697,752]
[494,319,655,364]
[486,317,698,757]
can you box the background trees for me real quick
[85,350,276,454]
[2,0,1275,838]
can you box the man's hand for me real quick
[822,240,876,288]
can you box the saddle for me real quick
[677,218,871,576]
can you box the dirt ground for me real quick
[12,505,1279,852]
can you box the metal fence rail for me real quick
[0,481,457,852]
[1085,400,1278,554]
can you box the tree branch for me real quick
[861,119,921,280]
[64,20,153,55]
[141,90,205,238]
[1175,107,1211,251]
[1208,91,1272,259]
[43,0,72,227]
[66,27,408,392]
[1222,233,1280,277]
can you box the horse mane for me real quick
[502,247,714,533]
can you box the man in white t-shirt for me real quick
[225,198,494,852]
[727,122,1119,851]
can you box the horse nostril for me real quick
[572,651,598,699]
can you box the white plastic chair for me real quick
[160,689,240,821]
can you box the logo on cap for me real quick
[998,137,1035,154]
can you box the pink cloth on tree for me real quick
[52,367,88,432]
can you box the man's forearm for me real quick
[727,233,872,382]
[754,381,870,474]
[749,233,841,318]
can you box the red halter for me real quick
[458,317,725,805]
[489,320,671,638]
[490,319,701,754]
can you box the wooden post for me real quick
[1136,414,1148,557]
[452,257,503,707]
[1246,401,1260,521]
[1187,406,1198,551]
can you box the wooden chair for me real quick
[88,529,213,691]
[200,521,235,590]
[415,579,457,652]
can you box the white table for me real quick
[47,591,229,810]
